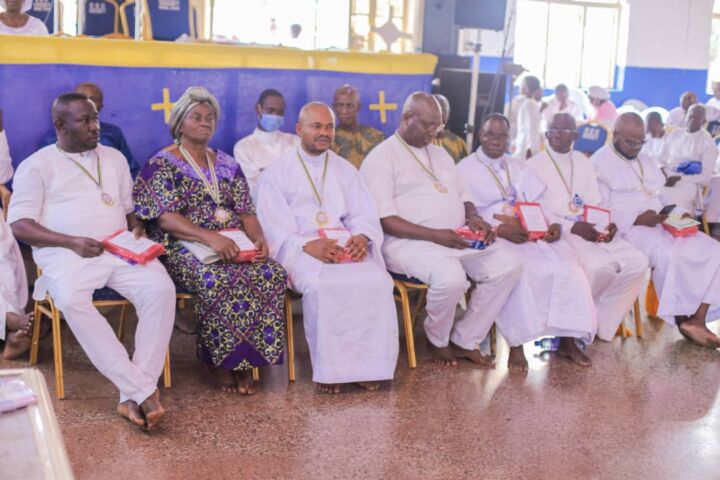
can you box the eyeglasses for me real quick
[481,132,509,142]
[620,137,646,148]
[547,128,574,135]
[412,114,444,135]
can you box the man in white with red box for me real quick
[591,112,720,348]
[8,93,175,429]
[527,113,648,341]
[256,101,398,394]
[457,114,595,371]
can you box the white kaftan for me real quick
[233,127,297,200]
[8,144,175,404]
[527,148,648,340]
[256,147,398,384]
[592,145,720,324]
[361,135,525,349]
[0,131,27,341]
[660,128,716,213]
[458,150,596,344]
[514,98,543,159]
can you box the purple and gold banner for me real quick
[0,37,436,169]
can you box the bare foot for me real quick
[426,340,457,366]
[317,383,341,394]
[140,389,165,431]
[117,400,145,428]
[451,342,495,368]
[507,345,528,373]
[234,370,256,395]
[6,312,32,334]
[678,320,720,348]
[357,381,381,391]
[557,338,592,367]
[2,330,31,360]
[207,365,237,393]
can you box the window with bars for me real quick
[350,0,416,53]
[514,0,621,89]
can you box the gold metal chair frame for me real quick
[0,184,10,221]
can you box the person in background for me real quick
[513,75,544,160]
[542,84,584,129]
[233,88,297,199]
[666,92,698,130]
[641,111,667,167]
[0,0,48,35]
[432,94,467,163]
[588,85,618,129]
[331,84,385,169]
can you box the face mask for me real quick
[259,113,284,132]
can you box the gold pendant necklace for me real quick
[296,148,330,226]
[56,145,115,207]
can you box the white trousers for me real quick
[567,234,649,341]
[417,246,523,350]
[45,254,176,404]
[704,175,720,223]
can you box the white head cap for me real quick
[0,0,34,12]
[588,85,610,100]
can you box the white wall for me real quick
[625,0,713,70]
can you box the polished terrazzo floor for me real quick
[2,303,720,480]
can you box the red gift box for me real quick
[456,226,486,242]
[102,230,165,265]
[318,227,356,263]
[662,222,699,238]
[515,202,549,241]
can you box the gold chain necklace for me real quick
[395,133,448,193]
[56,144,114,207]
[178,145,231,224]
[296,148,330,226]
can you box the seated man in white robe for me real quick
[528,113,648,341]
[661,104,716,214]
[0,112,33,360]
[8,93,176,429]
[541,84,584,129]
[640,111,667,167]
[592,112,720,348]
[666,92,697,130]
[256,102,398,394]
[458,114,595,370]
[233,88,297,200]
[362,92,525,368]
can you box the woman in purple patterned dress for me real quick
[133,87,287,394]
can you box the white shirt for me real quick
[666,107,686,129]
[0,131,11,184]
[707,97,720,110]
[514,98,543,158]
[7,144,133,277]
[233,127,297,199]
[640,133,667,168]
[0,16,49,35]
[542,97,584,130]
[661,128,717,185]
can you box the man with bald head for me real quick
[660,104,716,214]
[362,92,523,368]
[42,82,138,177]
[457,114,595,371]
[666,92,698,130]
[256,101,398,394]
[591,112,720,348]
[528,113,648,341]
[331,84,385,169]
[432,94,467,163]
[9,92,175,429]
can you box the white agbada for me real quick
[361,134,526,349]
[542,97,584,130]
[233,127,297,199]
[506,94,525,145]
[0,131,27,341]
[256,147,398,384]
[592,145,720,324]
[7,144,176,404]
[660,127,716,212]
[708,97,720,110]
[527,147,648,340]
[640,133,667,168]
[458,150,596,344]
[0,16,49,35]
[514,98,543,158]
